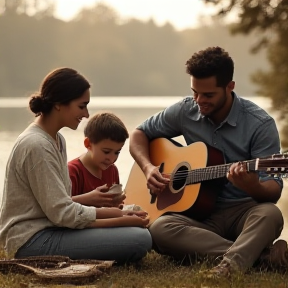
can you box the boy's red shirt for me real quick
[68,158,120,196]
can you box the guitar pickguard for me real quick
[157,186,184,210]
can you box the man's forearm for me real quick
[129,129,151,171]
[246,180,282,203]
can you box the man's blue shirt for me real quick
[138,93,283,201]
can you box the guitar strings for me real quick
[160,164,231,183]
[160,160,286,183]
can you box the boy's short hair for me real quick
[84,112,129,143]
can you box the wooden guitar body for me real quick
[124,138,226,225]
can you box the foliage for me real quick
[251,34,288,116]
[0,2,268,97]
[205,0,288,38]
[1,0,55,18]
[205,0,288,149]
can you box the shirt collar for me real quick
[224,92,241,127]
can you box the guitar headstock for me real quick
[258,153,288,178]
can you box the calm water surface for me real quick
[1,96,287,240]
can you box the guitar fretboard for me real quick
[182,157,288,184]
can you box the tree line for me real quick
[2,1,287,147]
[1,2,268,99]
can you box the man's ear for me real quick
[227,81,235,91]
[84,137,91,149]
[54,104,61,111]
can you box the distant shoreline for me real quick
[0,96,270,109]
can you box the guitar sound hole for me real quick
[172,166,188,190]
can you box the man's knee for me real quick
[261,203,282,221]
[149,214,180,246]
[251,203,284,229]
[149,216,168,240]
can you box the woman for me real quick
[0,68,152,263]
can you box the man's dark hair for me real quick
[185,46,234,87]
[84,112,129,144]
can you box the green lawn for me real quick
[1,251,288,288]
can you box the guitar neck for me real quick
[187,159,258,184]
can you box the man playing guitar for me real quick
[128,46,287,277]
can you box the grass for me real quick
[1,251,288,288]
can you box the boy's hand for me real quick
[106,184,126,207]
[87,190,114,207]
[86,184,126,207]
[84,184,115,207]
[72,184,125,207]
[113,193,126,208]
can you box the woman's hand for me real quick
[96,207,124,219]
[121,214,150,227]
[122,210,148,219]
[89,208,150,228]
[89,215,150,228]
[95,207,149,219]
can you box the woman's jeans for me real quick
[16,226,152,265]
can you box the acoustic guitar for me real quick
[124,138,288,226]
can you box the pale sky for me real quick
[53,0,223,30]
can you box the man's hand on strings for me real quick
[143,163,170,195]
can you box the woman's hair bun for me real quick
[29,93,52,116]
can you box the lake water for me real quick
[1,96,288,240]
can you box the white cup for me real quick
[106,184,123,194]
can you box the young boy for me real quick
[68,112,129,208]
